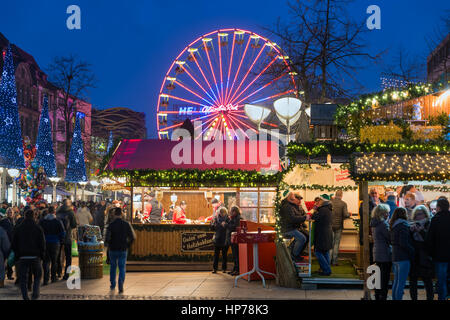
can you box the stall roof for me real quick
[105,139,280,172]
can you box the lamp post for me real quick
[274,97,302,167]
[7,169,20,206]
[244,104,271,132]
[49,177,61,203]
[90,180,100,202]
[79,181,88,202]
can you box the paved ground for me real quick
[0,271,431,300]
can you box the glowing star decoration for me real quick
[44,118,49,123]
[16,147,22,156]
[78,148,83,155]
[11,97,16,104]
[4,117,12,126]
[75,158,79,163]
[46,151,50,156]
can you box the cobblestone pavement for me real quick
[0,271,428,300]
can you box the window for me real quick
[238,188,276,223]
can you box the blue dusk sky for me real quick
[0,0,448,137]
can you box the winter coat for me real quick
[211,214,230,247]
[225,213,241,246]
[370,217,391,262]
[311,201,333,252]
[94,205,106,229]
[410,220,433,278]
[331,198,349,231]
[56,205,77,243]
[279,199,307,234]
[390,219,415,262]
[385,199,397,220]
[105,218,136,251]
[426,210,450,262]
[39,214,66,244]
[148,199,163,224]
[0,217,13,242]
[11,218,46,260]
[76,207,93,226]
[0,226,10,259]
[359,197,376,246]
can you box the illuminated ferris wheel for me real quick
[156,28,297,140]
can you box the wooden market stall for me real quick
[102,139,280,271]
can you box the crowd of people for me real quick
[367,187,450,301]
[0,197,132,299]
[278,186,450,300]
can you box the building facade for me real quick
[91,107,147,140]
[0,32,92,177]
[427,33,450,83]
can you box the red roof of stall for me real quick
[105,139,280,172]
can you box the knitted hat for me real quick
[320,194,331,201]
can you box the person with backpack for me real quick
[11,209,46,300]
[56,199,77,280]
[39,206,66,285]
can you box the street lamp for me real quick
[90,180,100,201]
[79,181,88,202]
[49,177,61,203]
[274,97,302,145]
[7,169,20,206]
[244,104,271,132]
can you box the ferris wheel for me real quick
[156,28,297,140]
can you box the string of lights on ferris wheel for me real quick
[156,28,297,140]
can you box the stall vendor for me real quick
[173,201,190,224]
[143,191,164,224]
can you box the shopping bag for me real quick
[71,240,78,257]
[7,251,15,267]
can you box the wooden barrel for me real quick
[78,243,104,279]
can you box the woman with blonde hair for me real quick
[409,205,434,300]
[370,204,391,300]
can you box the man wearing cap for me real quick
[308,194,333,276]
[143,192,164,224]
[279,191,308,262]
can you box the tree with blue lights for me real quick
[65,113,87,182]
[0,44,25,169]
[35,95,57,177]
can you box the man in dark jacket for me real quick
[39,206,65,285]
[310,196,333,276]
[426,198,450,300]
[11,209,46,300]
[105,207,136,293]
[279,192,307,262]
[56,199,77,280]
[211,207,230,273]
[0,210,14,280]
[94,201,107,236]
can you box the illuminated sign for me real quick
[179,104,239,116]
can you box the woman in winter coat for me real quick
[409,205,434,300]
[310,196,333,276]
[211,207,230,273]
[390,207,415,300]
[370,204,391,300]
[226,206,241,276]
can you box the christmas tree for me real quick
[65,113,87,182]
[106,130,113,153]
[0,44,25,169]
[35,95,57,177]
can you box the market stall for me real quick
[102,139,280,270]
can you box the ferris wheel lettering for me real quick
[202,104,239,114]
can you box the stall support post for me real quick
[360,181,372,300]
[130,177,134,222]
[141,187,145,217]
